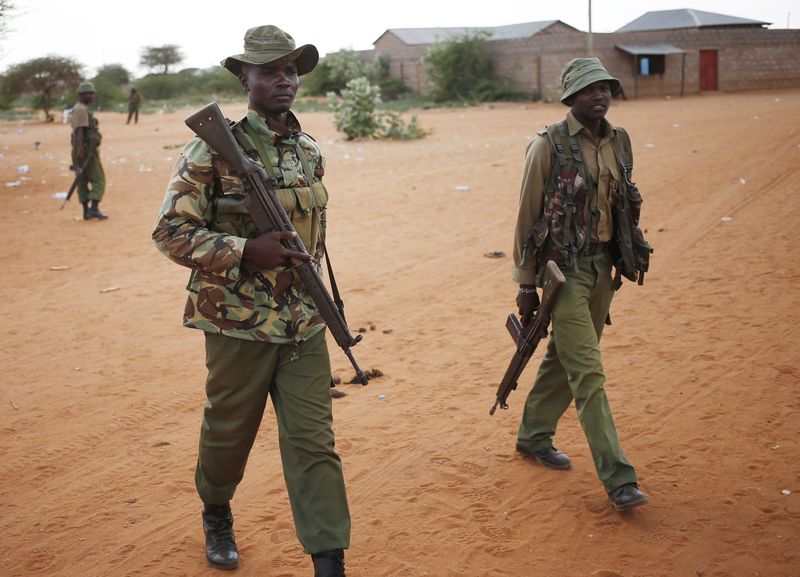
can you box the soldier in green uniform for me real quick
[71,82,108,220]
[153,26,349,576]
[512,58,650,511]
[126,88,141,125]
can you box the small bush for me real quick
[328,77,427,141]
[328,77,381,140]
[377,111,428,140]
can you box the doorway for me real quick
[699,50,718,91]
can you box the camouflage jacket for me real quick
[153,109,329,343]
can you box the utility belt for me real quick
[585,241,609,255]
[537,240,608,268]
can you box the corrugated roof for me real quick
[616,43,686,55]
[376,20,569,46]
[616,9,769,32]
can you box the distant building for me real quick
[366,9,800,99]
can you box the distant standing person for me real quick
[153,25,350,575]
[126,87,141,124]
[71,81,108,220]
[511,57,652,511]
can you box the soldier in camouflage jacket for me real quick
[153,25,349,576]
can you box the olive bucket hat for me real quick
[78,81,95,94]
[559,57,621,104]
[221,25,319,77]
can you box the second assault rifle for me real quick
[185,102,368,385]
[490,261,566,415]
[60,144,96,209]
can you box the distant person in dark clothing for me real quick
[126,88,141,125]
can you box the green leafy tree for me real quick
[328,77,427,141]
[2,56,83,120]
[135,72,182,100]
[304,50,367,96]
[303,51,408,100]
[135,66,241,102]
[140,44,183,74]
[90,64,131,110]
[423,31,496,103]
[94,64,130,86]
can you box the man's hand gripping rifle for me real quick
[490,261,565,415]
[185,103,368,385]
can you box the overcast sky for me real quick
[0,0,796,76]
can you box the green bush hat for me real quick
[221,25,319,76]
[78,81,96,94]
[559,57,621,104]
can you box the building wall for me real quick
[371,25,800,100]
[486,23,586,97]
[373,33,428,93]
[591,28,800,98]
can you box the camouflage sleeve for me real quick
[512,135,551,285]
[152,138,247,280]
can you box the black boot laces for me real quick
[205,511,236,549]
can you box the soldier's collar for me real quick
[246,109,302,140]
[566,109,616,139]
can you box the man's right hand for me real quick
[516,286,540,326]
[243,231,311,271]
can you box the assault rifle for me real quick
[60,143,96,209]
[185,102,368,385]
[490,261,566,415]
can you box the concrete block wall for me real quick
[370,26,800,100]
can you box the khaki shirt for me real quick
[512,110,622,285]
[71,101,90,130]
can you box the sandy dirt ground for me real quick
[1,89,799,577]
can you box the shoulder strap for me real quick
[240,118,282,180]
[609,127,634,183]
[546,121,571,166]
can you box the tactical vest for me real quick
[71,107,101,149]
[525,120,650,286]
[210,118,328,259]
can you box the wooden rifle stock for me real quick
[490,261,565,415]
[185,103,368,385]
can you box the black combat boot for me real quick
[82,201,91,220]
[89,200,109,220]
[312,549,346,577]
[202,503,239,570]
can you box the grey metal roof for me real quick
[616,9,769,32]
[376,20,568,46]
[616,43,686,55]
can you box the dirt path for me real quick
[1,90,798,577]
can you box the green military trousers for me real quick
[70,150,105,203]
[197,329,351,555]
[517,252,638,492]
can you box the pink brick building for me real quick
[367,9,800,100]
